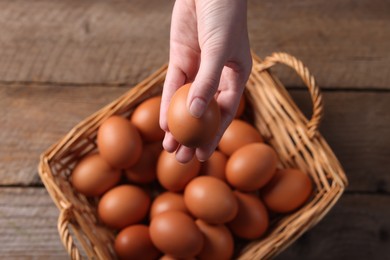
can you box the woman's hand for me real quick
[160,0,252,163]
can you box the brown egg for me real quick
[114,224,161,260]
[184,176,238,224]
[167,83,220,147]
[98,185,150,229]
[131,96,165,142]
[199,150,227,181]
[226,143,278,191]
[125,142,162,184]
[97,116,143,169]
[228,191,269,239]
[150,211,204,259]
[71,153,121,197]
[235,94,246,118]
[157,150,200,192]
[195,219,234,260]
[150,192,189,219]
[218,119,263,156]
[261,168,313,213]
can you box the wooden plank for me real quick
[1,187,389,258]
[0,0,172,86]
[1,84,389,193]
[0,0,388,89]
[0,187,67,258]
[289,90,390,193]
[276,193,390,260]
[248,0,390,89]
[0,84,128,186]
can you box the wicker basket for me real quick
[38,52,348,259]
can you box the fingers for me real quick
[162,132,195,164]
[161,0,199,132]
[195,65,249,161]
[175,145,196,164]
[187,50,225,118]
[161,0,252,163]
[162,132,179,153]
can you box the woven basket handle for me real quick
[255,52,324,138]
[58,206,82,260]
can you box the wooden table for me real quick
[1,0,389,259]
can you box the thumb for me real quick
[187,54,225,118]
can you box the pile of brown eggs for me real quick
[71,91,313,260]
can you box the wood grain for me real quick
[0,0,172,85]
[0,84,129,186]
[0,1,388,259]
[248,0,390,89]
[276,193,390,259]
[1,84,389,193]
[0,187,68,258]
[289,90,390,193]
[0,0,388,88]
[1,187,388,259]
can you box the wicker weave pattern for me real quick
[39,52,347,259]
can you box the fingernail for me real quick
[189,98,207,118]
[175,145,194,164]
[198,157,207,163]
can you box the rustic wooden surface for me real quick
[1,0,389,259]
[0,0,389,89]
